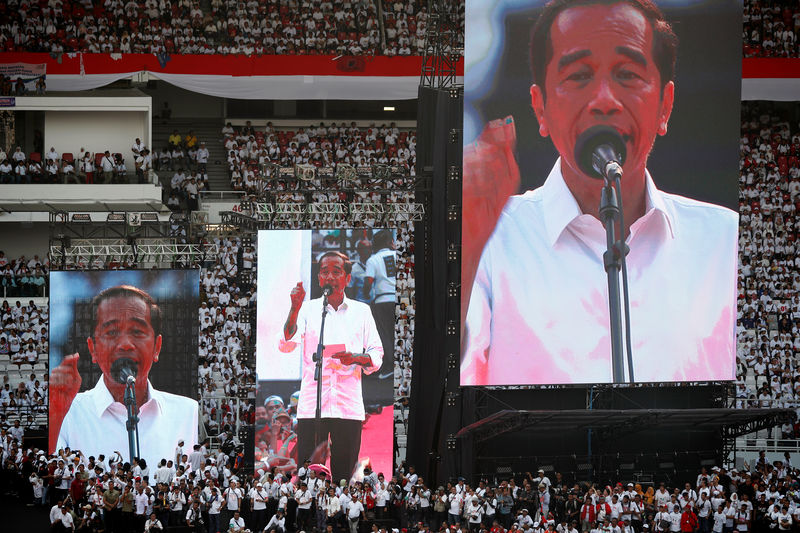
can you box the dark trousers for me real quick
[252,509,266,532]
[371,301,395,376]
[207,512,221,533]
[120,510,134,533]
[297,507,312,531]
[296,418,362,484]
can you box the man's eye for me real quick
[566,70,591,82]
[617,69,642,81]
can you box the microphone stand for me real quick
[598,178,628,383]
[313,292,329,450]
[123,379,141,464]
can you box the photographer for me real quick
[145,511,164,532]
[483,489,497,527]
[465,496,485,532]
[186,500,205,533]
[204,479,224,533]
[433,487,448,530]
[228,509,246,532]
[266,508,287,533]
[169,484,187,526]
[250,481,269,532]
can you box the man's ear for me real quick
[530,84,549,138]
[658,81,675,136]
[153,335,162,364]
[87,337,96,364]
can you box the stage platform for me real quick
[457,408,796,442]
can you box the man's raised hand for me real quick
[461,116,520,339]
[49,352,81,451]
[290,282,306,310]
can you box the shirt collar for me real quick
[539,158,675,247]
[89,376,162,418]
[324,293,351,312]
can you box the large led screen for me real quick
[49,270,200,469]
[256,229,395,482]
[461,0,742,385]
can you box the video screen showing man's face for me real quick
[531,2,675,184]
[255,229,395,482]
[460,0,742,386]
[88,290,163,396]
[49,270,200,466]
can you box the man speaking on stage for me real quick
[281,251,383,483]
[50,285,198,466]
[461,0,739,385]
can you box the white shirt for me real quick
[365,248,397,304]
[463,160,739,385]
[101,155,115,171]
[56,378,199,470]
[281,296,382,420]
[266,514,286,531]
[348,500,364,519]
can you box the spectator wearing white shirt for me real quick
[100,151,115,183]
[196,142,209,174]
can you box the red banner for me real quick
[742,58,800,79]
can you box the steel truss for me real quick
[420,0,462,88]
[256,166,430,195]
[219,202,425,232]
[49,239,218,268]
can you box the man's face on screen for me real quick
[318,255,351,298]
[88,295,162,391]
[530,2,674,182]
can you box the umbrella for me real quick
[309,463,331,478]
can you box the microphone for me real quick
[111,357,139,385]
[574,125,627,182]
[321,284,333,297]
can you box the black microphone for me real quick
[321,284,333,297]
[574,125,627,181]
[110,357,139,385]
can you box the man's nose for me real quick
[589,78,623,117]
[116,333,136,350]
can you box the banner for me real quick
[0,61,46,92]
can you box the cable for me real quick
[614,176,635,383]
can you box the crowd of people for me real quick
[5,424,800,533]
[0,251,48,297]
[220,121,417,199]
[160,128,212,211]
[0,140,160,185]
[742,0,799,58]
[0,296,49,426]
[735,101,800,417]
[5,1,800,59]
[0,0,465,56]
[197,235,258,444]
[0,131,211,189]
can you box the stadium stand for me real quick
[735,102,800,421]
[0,0,466,58]
[743,0,799,58]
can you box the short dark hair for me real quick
[318,251,352,275]
[372,230,394,250]
[529,0,677,98]
[91,285,162,338]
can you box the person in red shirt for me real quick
[681,505,699,533]
[491,520,506,533]
[595,496,612,524]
